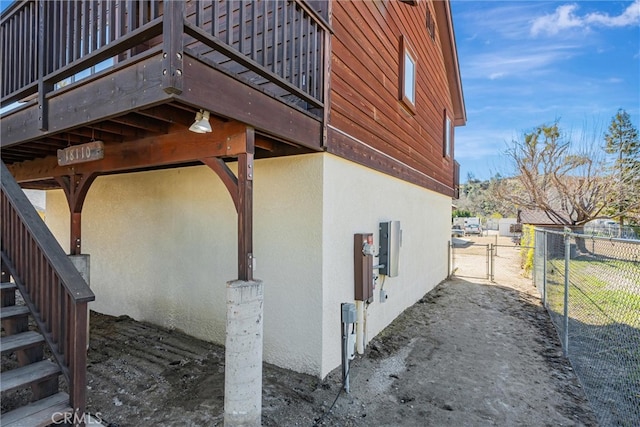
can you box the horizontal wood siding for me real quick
[328,0,456,195]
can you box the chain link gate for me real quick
[450,235,530,282]
[450,235,495,280]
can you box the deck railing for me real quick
[1,161,95,420]
[184,0,329,109]
[1,0,162,105]
[1,0,328,114]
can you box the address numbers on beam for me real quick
[57,141,104,166]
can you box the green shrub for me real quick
[520,225,535,277]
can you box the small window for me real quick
[443,112,452,157]
[400,36,417,114]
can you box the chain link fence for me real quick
[533,228,640,427]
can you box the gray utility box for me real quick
[379,221,401,277]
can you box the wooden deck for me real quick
[1,0,329,176]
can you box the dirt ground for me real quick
[67,235,597,426]
[1,235,599,426]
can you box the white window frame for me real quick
[400,36,417,114]
[444,112,452,157]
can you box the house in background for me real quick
[1,0,465,423]
[517,209,571,230]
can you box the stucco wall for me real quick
[46,156,324,375]
[319,155,451,376]
[45,153,450,378]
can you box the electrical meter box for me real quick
[379,221,401,277]
[354,233,374,302]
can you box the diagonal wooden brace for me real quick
[55,173,98,255]
[201,126,255,280]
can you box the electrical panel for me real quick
[341,303,357,361]
[354,233,374,302]
[379,221,401,277]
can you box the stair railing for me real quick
[1,161,95,422]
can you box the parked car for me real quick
[452,225,464,237]
[464,224,482,235]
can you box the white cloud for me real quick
[530,0,640,36]
[531,4,584,36]
[586,0,640,27]
[463,46,577,80]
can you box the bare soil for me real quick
[3,236,599,426]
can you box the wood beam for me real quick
[7,121,250,182]
[179,53,323,150]
[40,134,86,144]
[254,136,275,152]
[134,106,194,126]
[1,53,170,148]
[85,121,140,138]
[1,145,54,157]
[54,173,98,255]
[108,114,169,133]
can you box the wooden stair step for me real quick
[1,282,17,307]
[0,360,61,393]
[1,392,71,427]
[0,281,17,291]
[0,304,29,320]
[1,330,45,355]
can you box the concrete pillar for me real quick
[224,279,264,427]
[68,254,90,349]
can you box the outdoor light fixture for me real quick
[189,109,212,133]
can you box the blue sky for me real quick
[450,0,640,182]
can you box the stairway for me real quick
[1,281,72,427]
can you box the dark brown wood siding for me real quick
[327,0,457,196]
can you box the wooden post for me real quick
[55,174,97,255]
[162,0,184,95]
[37,1,54,131]
[237,128,255,281]
[70,212,82,256]
[70,300,89,427]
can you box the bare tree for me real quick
[495,122,614,227]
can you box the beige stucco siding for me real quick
[47,167,239,344]
[45,152,450,378]
[320,155,451,376]
[47,156,324,374]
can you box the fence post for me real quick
[486,244,490,280]
[532,234,536,287]
[489,243,495,282]
[447,241,451,278]
[563,229,570,357]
